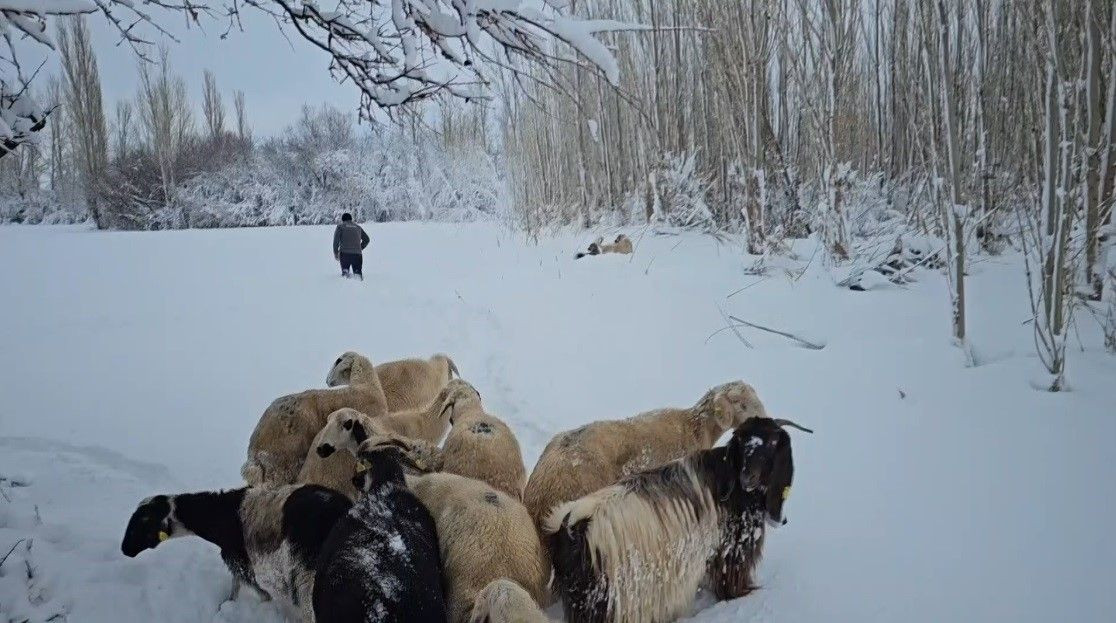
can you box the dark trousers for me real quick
[339,252,363,276]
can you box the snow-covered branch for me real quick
[2,0,628,155]
[260,0,628,114]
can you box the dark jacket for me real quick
[333,222,369,255]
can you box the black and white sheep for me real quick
[313,448,447,623]
[544,417,811,623]
[121,483,352,621]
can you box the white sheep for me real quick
[523,381,767,528]
[242,352,388,486]
[327,351,458,411]
[469,579,551,623]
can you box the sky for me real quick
[69,6,363,138]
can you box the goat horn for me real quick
[772,418,814,434]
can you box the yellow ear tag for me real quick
[158,531,170,542]
[782,486,792,501]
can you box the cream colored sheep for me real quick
[296,408,370,499]
[440,381,528,500]
[299,390,455,498]
[399,468,550,623]
[469,579,551,623]
[327,351,459,411]
[522,381,767,528]
[574,234,633,259]
[312,379,462,458]
[241,353,388,486]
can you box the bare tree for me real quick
[136,48,193,208]
[233,90,251,146]
[930,0,969,356]
[112,100,133,162]
[57,16,108,228]
[1020,0,1081,392]
[201,69,225,143]
[45,77,69,193]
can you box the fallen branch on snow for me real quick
[727,315,826,350]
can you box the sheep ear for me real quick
[713,394,736,430]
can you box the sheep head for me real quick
[440,378,483,424]
[727,417,811,528]
[326,351,376,386]
[469,578,547,623]
[121,495,175,557]
[315,408,376,459]
[700,381,768,432]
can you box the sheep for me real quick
[313,447,447,623]
[327,351,459,411]
[544,417,811,623]
[523,381,767,528]
[469,579,551,623]
[306,379,461,494]
[242,352,389,486]
[574,234,633,259]
[402,468,551,623]
[121,483,352,622]
[439,380,528,499]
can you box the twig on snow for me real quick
[712,305,753,348]
[1,538,26,568]
[728,315,826,350]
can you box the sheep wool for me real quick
[313,450,447,623]
[545,418,800,623]
[440,381,528,499]
[469,579,551,623]
[523,381,767,528]
[406,471,550,623]
[122,484,352,623]
[328,351,458,412]
[243,352,389,486]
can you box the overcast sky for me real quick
[74,8,364,138]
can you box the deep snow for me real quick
[0,223,1114,622]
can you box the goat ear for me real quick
[763,431,794,526]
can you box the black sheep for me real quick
[313,448,448,623]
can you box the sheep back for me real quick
[313,479,447,623]
[409,473,549,623]
[523,410,701,527]
[442,414,527,500]
[376,354,457,412]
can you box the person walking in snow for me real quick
[333,212,370,280]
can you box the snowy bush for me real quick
[649,152,715,231]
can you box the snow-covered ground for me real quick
[1,223,1113,622]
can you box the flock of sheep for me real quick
[120,350,811,623]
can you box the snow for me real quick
[1,223,1114,622]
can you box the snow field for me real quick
[1,223,1114,622]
